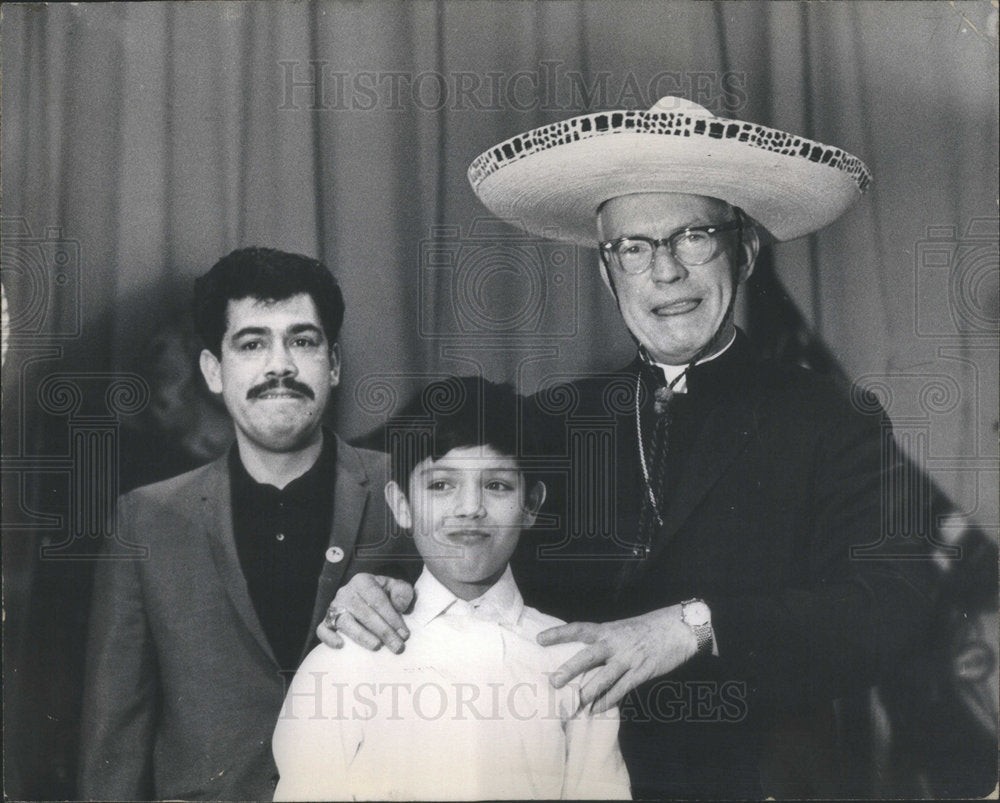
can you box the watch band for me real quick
[681,598,713,655]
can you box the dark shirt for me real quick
[229,433,337,672]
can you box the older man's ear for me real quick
[738,224,760,283]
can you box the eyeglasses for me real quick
[599,220,743,274]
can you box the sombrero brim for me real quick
[468,109,871,245]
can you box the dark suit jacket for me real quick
[78,435,402,801]
[516,332,936,798]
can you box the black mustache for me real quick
[247,378,315,400]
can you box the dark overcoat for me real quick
[516,332,935,797]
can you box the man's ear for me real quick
[595,211,621,303]
[737,225,760,284]
[199,349,223,394]
[328,342,341,388]
[599,258,620,300]
[523,480,547,522]
[384,481,413,530]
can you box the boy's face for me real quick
[386,445,544,601]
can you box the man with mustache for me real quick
[79,247,402,800]
[322,98,936,797]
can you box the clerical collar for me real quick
[642,330,737,393]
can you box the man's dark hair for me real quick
[193,247,345,357]
[385,376,540,491]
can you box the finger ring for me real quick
[325,606,347,630]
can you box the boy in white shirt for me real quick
[272,376,630,800]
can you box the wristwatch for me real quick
[680,598,713,655]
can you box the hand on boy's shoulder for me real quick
[508,604,617,719]
[316,573,414,653]
[519,606,592,667]
[536,605,699,713]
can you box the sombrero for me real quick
[468,96,871,245]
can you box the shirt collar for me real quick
[408,565,524,628]
[645,329,737,392]
[228,426,338,500]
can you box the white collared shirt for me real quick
[272,567,631,800]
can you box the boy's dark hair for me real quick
[386,376,539,490]
[193,247,345,357]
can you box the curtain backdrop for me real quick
[2,1,997,797]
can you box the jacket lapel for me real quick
[654,393,757,549]
[200,455,278,665]
[302,435,373,659]
[653,335,762,551]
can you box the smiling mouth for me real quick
[255,390,306,400]
[652,299,700,316]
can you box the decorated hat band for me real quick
[468,96,872,246]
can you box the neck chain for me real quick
[635,363,692,529]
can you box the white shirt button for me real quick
[325,546,345,563]
[275,532,285,542]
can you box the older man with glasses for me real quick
[321,97,935,799]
